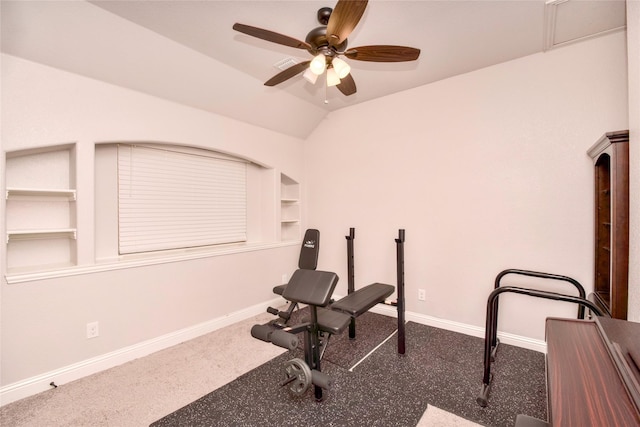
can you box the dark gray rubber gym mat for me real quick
[352,322,547,426]
[150,354,429,427]
[150,321,547,427]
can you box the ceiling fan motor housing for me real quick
[305,26,348,57]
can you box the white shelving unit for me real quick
[280,173,300,242]
[5,146,77,273]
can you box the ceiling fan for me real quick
[232,0,420,97]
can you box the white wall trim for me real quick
[369,302,547,354]
[1,298,545,407]
[0,297,283,407]
[5,241,298,284]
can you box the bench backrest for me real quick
[298,229,320,270]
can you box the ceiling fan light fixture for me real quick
[332,57,351,78]
[326,67,341,87]
[302,67,319,84]
[310,53,327,75]
[233,0,421,99]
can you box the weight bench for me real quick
[253,268,394,401]
[269,228,394,336]
[267,229,319,326]
[316,283,395,335]
[266,227,406,347]
[251,268,340,401]
[252,229,407,400]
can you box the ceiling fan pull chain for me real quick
[324,77,329,104]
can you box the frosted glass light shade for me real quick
[310,54,327,75]
[326,68,341,87]
[332,57,351,78]
[303,68,318,84]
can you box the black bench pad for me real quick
[331,283,395,317]
[273,284,286,295]
[282,269,338,307]
[316,308,352,335]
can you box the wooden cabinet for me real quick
[587,130,629,319]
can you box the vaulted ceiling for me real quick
[1,1,627,138]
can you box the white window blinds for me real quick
[117,144,247,254]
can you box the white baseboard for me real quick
[369,303,547,354]
[1,297,545,407]
[0,297,282,407]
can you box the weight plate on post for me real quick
[283,358,312,396]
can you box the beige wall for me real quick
[1,55,304,387]
[304,31,630,341]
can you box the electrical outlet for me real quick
[282,273,288,284]
[86,321,99,339]
[418,289,426,301]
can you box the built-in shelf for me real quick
[7,229,77,243]
[5,145,77,273]
[6,187,77,200]
[280,173,300,242]
[281,199,300,223]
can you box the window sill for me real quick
[4,240,300,284]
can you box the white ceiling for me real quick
[1,0,627,139]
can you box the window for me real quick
[117,144,247,254]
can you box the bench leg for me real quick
[304,306,325,401]
[349,318,356,339]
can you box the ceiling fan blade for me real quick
[344,45,421,62]
[326,0,368,48]
[233,23,312,50]
[336,73,357,96]
[264,61,311,86]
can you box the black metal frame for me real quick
[345,227,406,354]
[395,229,406,355]
[346,228,357,339]
[265,306,329,400]
[304,306,324,400]
[477,270,604,407]
[487,269,587,359]
[266,301,298,326]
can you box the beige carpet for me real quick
[0,312,480,426]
